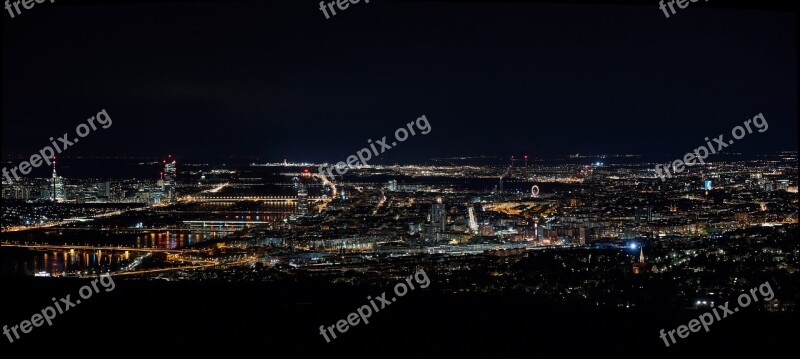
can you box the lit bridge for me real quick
[0,243,185,253]
[183,220,270,230]
[185,195,326,203]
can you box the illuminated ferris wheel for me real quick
[531,185,540,197]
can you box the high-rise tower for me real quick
[431,197,446,232]
[163,155,177,202]
[467,206,479,234]
[51,158,65,203]
[293,176,309,216]
[427,197,447,242]
[297,185,309,216]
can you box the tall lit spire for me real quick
[51,157,58,202]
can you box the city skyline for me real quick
[2,0,797,355]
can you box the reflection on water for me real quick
[4,229,229,250]
[135,232,223,249]
[1,204,293,276]
[2,249,133,277]
[1,230,223,277]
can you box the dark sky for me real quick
[2,0,797,163]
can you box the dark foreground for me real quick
[0,277,796,355]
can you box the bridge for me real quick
[123,227,241,233]
[0,243,185,253]
[1,243,257,278]
[30,226,246,233]
[185,195,326,203]
[182,220,269,230]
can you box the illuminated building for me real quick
[425,197,447,242]
[632,247,653,274]
[431,197,446,232]
[51,159,66,203]
[635,206,652,223]
[163,155,177,202]
[293,176,309,216]
[297,185,309,216]
[467,206,479,233]
[387,179,398,192]
[98,181,111,198]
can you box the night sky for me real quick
[2,0,797,163]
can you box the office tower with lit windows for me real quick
[97,181,111,198]
[51,159,66,203]
[163,156,177,202]
[431,197,446,231]
[426,197,447,242]
[297,186,309,216]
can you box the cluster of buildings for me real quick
[1,156,179,229]
[6,153,795,311]
[2,156,178,205]
[234,153,797,258]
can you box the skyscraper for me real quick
[294,176,309,216]
[101,181,111,197]
[431,197,446,232]
[297,185,309,216]
[163,155,177,202]
[427,197,447,242]
[51,158,65,203]
[467,206,479,234]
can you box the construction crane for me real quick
[509,155,529,167]
[501,154,529,192]
[499,165,511,193]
